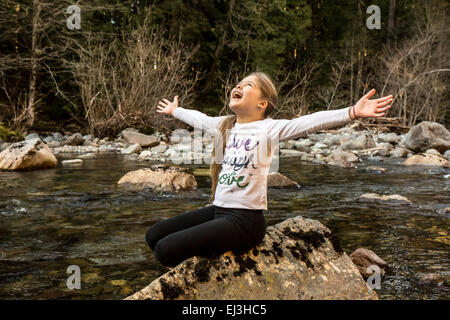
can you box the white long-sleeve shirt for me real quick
[172,106,354,210]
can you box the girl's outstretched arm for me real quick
[267,89,393,142]
[156,95,228,131]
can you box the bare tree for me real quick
[377,0,449,126]
[64,7,201,137]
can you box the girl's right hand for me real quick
[156,95,179,115]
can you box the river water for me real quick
[0,154,449,299]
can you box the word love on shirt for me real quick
[226,133,260,151]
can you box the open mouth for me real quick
[231,90,243,100]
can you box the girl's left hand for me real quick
[354,89,393,118]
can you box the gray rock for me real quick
[82,139,93,146]
[61,133,84,146]
[377,132,401,144]
[373,149,390,157]
[151,144,169,154]
[25,133,40,140]
[391,146,409,158]
[78,153,96,160]
[279,149,305,157]
[295,139,314,148]
[339,132,376,151]
[52,132,63,141]
[356,193,412,206]
[61,159,83,166]
[46,141,61,148]
[137,150,153,162]
[368,155,384,162]
[121,130,160,148]
[320,137,339,147]
[43,136,54,144]
[126,215,377,300]
[121,143,142,155]
[282,140,297,149]
[0,142,9,152]
[312,142,328,149]
[444,150,450,160]
[404,121,450,153]
[424,148,441,156]
[324,149,359,167]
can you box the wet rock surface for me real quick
[0,138,57,170]
[126,215,377,300]
[117,164,198,192]
[349,248,389,280]
[267,172,300,188]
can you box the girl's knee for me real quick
[145,226,159,250]
[154,239,178,267]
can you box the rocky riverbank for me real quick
[1,121,449,171]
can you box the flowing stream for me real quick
[0,154,449,299]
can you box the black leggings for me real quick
[145,205,266,267]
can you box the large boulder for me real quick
[0,138,57,170]
[117,164,197,192]
[121,130,160,148]
[126,215,377,300]
[404,121,450,153]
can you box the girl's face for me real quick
[230,75,266,117]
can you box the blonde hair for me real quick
[209,71,278,202]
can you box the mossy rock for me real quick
[0,122,23,142]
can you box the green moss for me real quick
[0,122,23,142]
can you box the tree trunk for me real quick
[198,0,235,102]
[27,0,41,128]
[387,0,396,47]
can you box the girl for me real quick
[146,71,393,268]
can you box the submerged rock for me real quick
[403,153,450,167]
[0,138,57,170]
[61,159,83,166]
[126,215,377,300]
[117,164,198,192]
[349,248,388,280]
[267,172,300,188]
[356,193,412,205]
